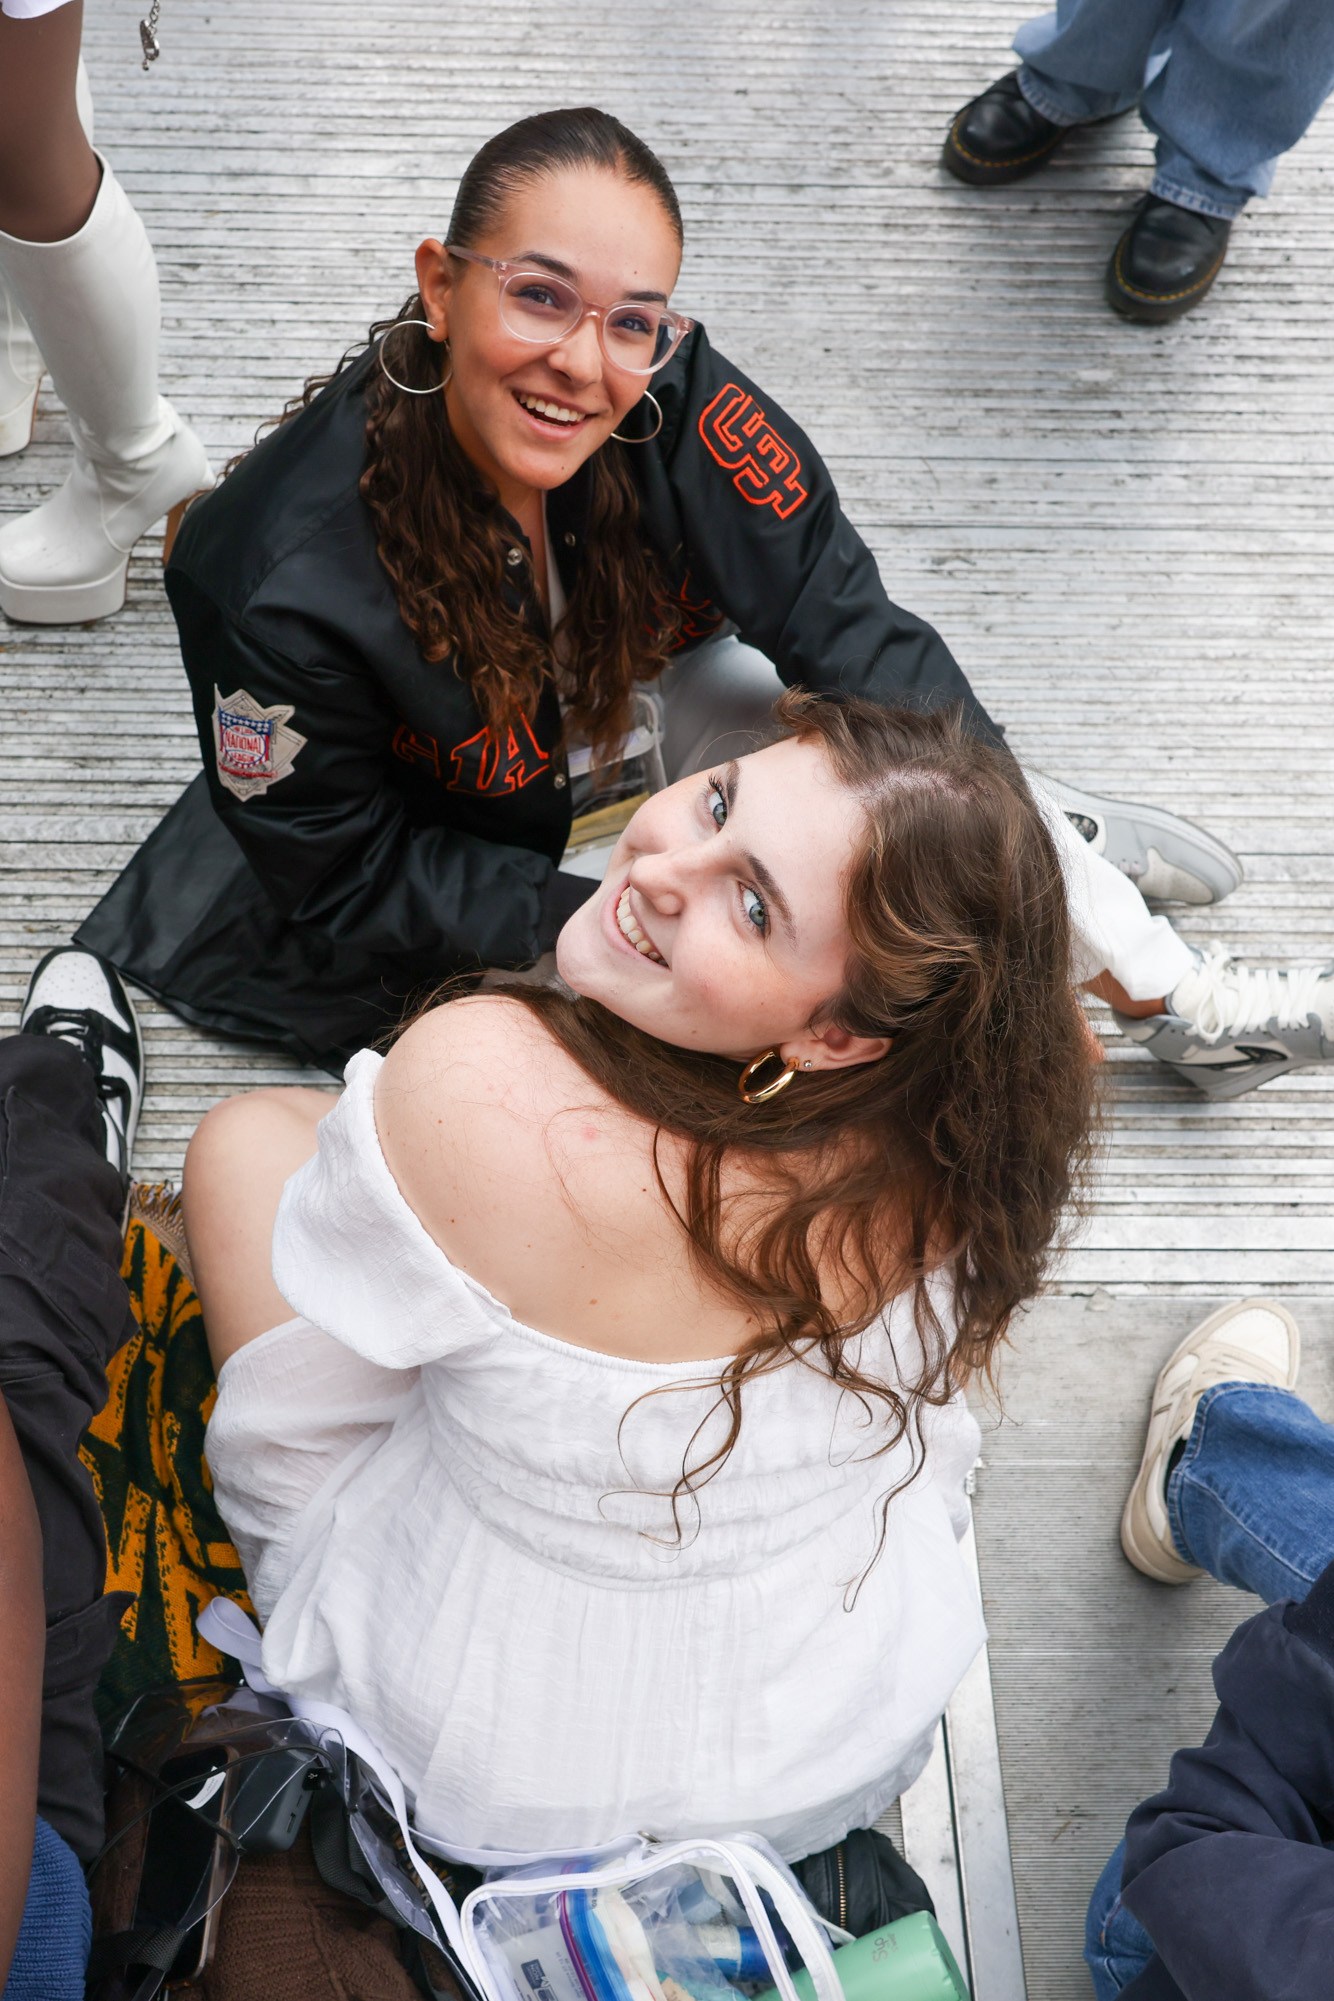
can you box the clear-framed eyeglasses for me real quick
[446,245,694,375]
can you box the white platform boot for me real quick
[0,275,42,458]
[0,153,211,624]
[0,61,94,462]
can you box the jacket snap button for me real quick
[505,547,523,568]
[564,532,576,547]
[553,773,568,789]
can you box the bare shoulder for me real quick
[377,995,603,1134]
[375,998,658,1261]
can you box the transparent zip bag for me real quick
[561,691,667,881]
[459,1835,846,2001]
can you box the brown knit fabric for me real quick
[174,1822,453,2001]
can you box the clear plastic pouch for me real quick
[462,1836,846,2001]
[561,692,667,880]
[197,1605,847,2001]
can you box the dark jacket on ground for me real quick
[1118,1556,1334,2001]
[78,326,994,1067]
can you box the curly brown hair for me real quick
[257,109,684,764]
[488,695,1098,1554]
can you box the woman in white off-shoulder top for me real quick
[185,694,1095,1865]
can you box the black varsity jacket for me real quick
[78,327,995,1063]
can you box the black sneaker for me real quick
[20,948,144,1182]
[1106,195,1232,323]
[942,71,1070,186]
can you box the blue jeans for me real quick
[1084,1382,1334,1996]
[1013,0,1334,218]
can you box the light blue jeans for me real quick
[1084,1381,1334,1996]
[1014,0,1334,218]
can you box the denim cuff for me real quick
[1164,1398,1205,1571]
[1149,174,1247,224]
[1014,66,1089,130]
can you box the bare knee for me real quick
[183,1088,331,1239]
[184,1087,334,1373]
[0,10,98,240]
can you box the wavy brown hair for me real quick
[255,108,683,764]
[487,695,1098,1551]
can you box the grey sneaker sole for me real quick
[1151,1049,1309,1101]
[1044,778,1243,905]
[1120,1299,1301,1582]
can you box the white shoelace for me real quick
[1172,942,1328,1044]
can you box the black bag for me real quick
[791,1827,934,1935]
[86,1680,480,2001]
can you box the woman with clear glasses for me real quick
[79,104,1266,1087]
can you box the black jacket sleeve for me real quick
[652,329,1003,746]
[1117,1561,1334,2001]
[168,568,592,971]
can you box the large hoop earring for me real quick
[377,319,453,396]
[737,1049,797,1105]
[611,390,663,444]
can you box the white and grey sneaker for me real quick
[19,948,144,1181]
[1121,1299,1300,1583]
[1045,777,1242,906]
[1114,943,1334,1099]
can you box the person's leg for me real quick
[0,34,93,458]
[1012,0,1178,125]
[0,265,43,457]
[1140,0,1334,220]
[0,4,210,624]
[0,4,91,455]
[1084,1841,1158,1998]
[0,4,97,244]
[1168,1382,1334,1603]
[1109,946,1334,1099]
[0,1025,138,1860]
[1105,0,1334,321]
[183,1087,330,1374]
[654,635,786,783]
[1030,783,1199,1001]
[1118,1298,1333,1597]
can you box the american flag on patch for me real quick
[217,707,276,777]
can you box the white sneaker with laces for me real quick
[19,948,144,1183]
[1114,943,1334,1098]
[1121,1299,1301,1583]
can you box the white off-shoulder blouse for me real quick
[205,1049,985,1862]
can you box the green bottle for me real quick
[752,1913,969,2001]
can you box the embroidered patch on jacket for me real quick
[698,383,809,519]
[211,685,307,801]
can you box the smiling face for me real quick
[555,737,892,1071]
[415,165,682,515]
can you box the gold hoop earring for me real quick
[377,319,453,396]
[611,390,663,444]
[737,1049,797,1105]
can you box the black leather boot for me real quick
[942,71,1070,186]
[1106,195,1232,322]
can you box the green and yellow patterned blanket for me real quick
[80,1186,252,1716]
